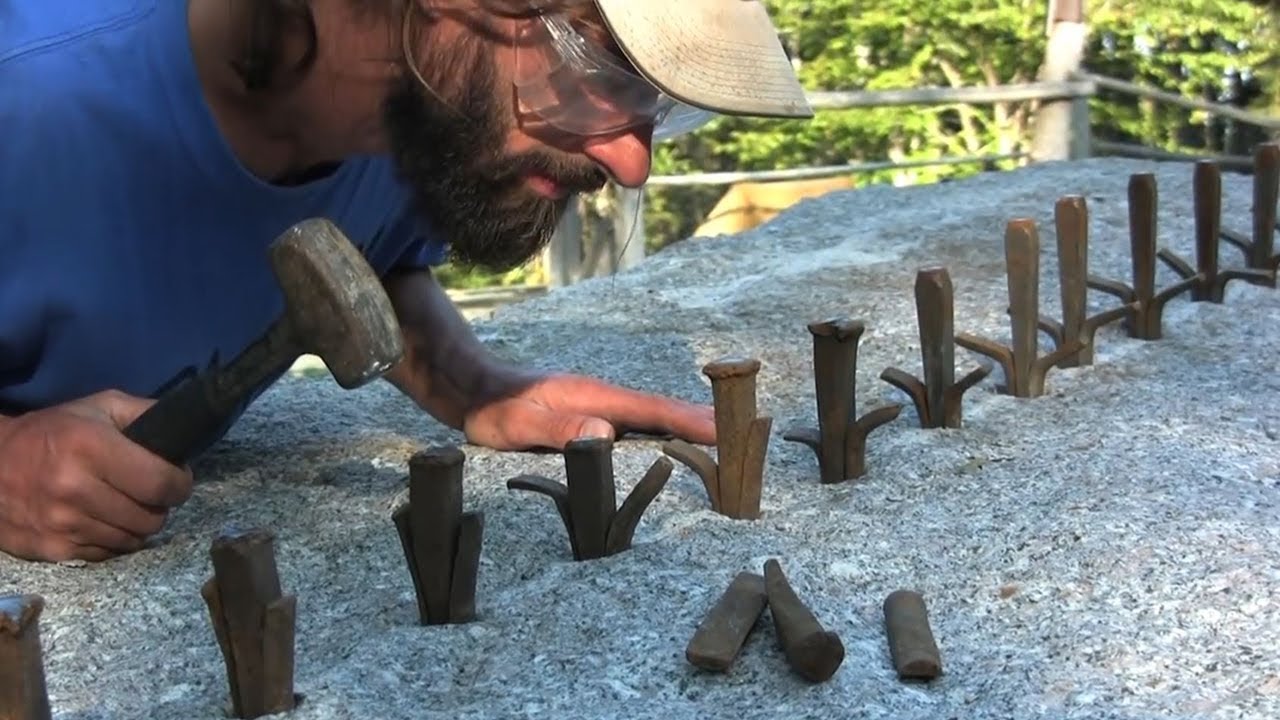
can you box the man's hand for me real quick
[461,372,716,451]
[0,390,194,562]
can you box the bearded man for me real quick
[0,0,812,562]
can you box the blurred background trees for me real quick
[436,0,1278,290]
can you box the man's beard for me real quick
[381,43,608,272]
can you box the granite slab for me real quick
[2,156,1279,720]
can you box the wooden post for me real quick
[1070,92,1092,159]
[544,197,584,288]
[611,185,647,273]
[582,184,647,278]
[544,186,647,287]
[1031,0,1090,161]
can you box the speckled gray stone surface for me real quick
[3,157,1279,719]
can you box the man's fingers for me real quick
[74,389,194,506]
[74,420,195,508]
[67,514,148,553]
[468,375,720,450]
[69,544,125,563]
[644,400,716,445]
[45,476,158,549]
[31,536,124,564]
[89,389,158,430]
[70,476,171,538]
[466,400,615,451]
[554,381,717,445]
[106,461,194,509]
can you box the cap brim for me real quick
[593,0,813,119]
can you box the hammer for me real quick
[123,217,405,467]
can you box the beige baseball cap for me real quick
[593,0,814,119]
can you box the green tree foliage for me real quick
[1087,0,1277,153]
[642,0,1277,251]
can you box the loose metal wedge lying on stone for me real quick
[763,559,844,683]
[392,445,485,625]
[881,267,992,429]
[686,571,768,672]
[0,593,52,720]
[956,218,1082,398]
[508,436,673,561]
[883,589,942,681]
[663,357,772,519]
[200,526,299,720]
[783,318,901,482]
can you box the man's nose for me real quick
[581,127,653,188]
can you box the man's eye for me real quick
[583,73,657,105]
[583,73,631,96]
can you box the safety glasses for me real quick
[511,13,715,142]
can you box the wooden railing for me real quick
[643,152,1032,187]
[1073,70,1277,172]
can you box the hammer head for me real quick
[269,218,405,389]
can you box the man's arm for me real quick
[378,261,716,450]
[378,265,539,430]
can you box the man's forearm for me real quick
[378,266,539,429]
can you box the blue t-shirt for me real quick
[0,1,447,423]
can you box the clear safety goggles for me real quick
[511,13,716,142]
